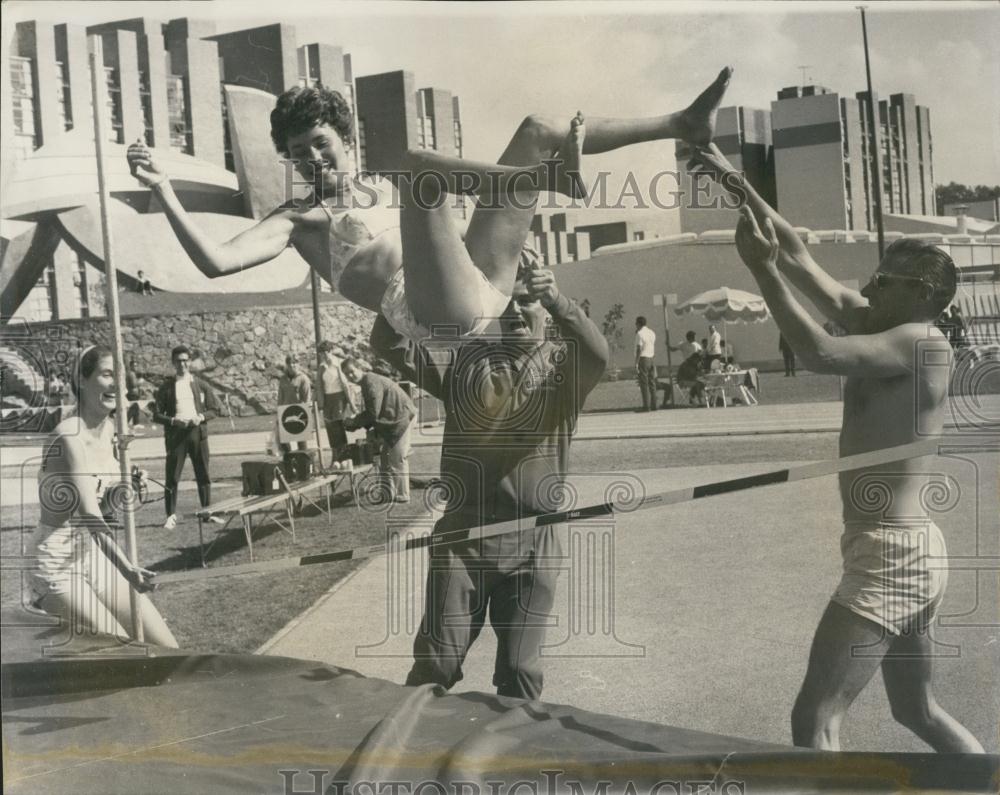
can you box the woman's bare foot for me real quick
[676,66,733,146]
[549,112,588,199]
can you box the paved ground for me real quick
[6,395,999,474]
[4,394,997,753]
[261,453,1000,753]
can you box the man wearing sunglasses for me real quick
[153,345,221,530]
[688,144,983,754]
[370,260,608,700]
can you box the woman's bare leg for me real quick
[463,66,733,298]
[88,542,179,648]
[397,66,732,332]
[396,134,585,333]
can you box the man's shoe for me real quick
[206,514,225,524]
[163,514,178,530]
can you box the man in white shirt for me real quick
[707,324,723,364]
[670,329,703,361]
[316,341,357,452]
[153,345,220,529]
[634,316,658,411]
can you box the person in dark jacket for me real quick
[371,264,608,700]
[341,359,416,503]
[153,346,220,529]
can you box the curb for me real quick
[254,509,439,656]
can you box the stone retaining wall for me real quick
[9,301,376,415]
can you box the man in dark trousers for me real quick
[153,345,220,529]
[634,315,657,411]
[371,265,608,700]
[341,359,416,503]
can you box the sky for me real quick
[6,0,999,210]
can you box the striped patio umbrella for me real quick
[674,287,771,357]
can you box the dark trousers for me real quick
[637,357,657,409]
[126,393,141,425]
[782,350,796,376]
[406,526,561,700]
[164,425,211,516]
[322,393,350,451]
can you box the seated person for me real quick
[675,351,706,405]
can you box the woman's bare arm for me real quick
[127,141,297,277]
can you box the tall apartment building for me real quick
[3,17,464,320]
[674,85,935,235]
[675,105,776,234]
[354,71,463,173]
[772,85,934,231]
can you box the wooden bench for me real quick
[194,464,372,565]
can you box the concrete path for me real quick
[5,395,997,474]
[260,454,999,753]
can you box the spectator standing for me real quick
[153,345,220,529]
[341,359,415,503]
[634,316,657,412]
[125,358,144,428]
[317,341,355,452]
[706,324,723,365]
[276,355,312,453]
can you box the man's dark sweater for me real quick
[371,294,608,531]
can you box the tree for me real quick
[936,182,1000,215]
[601,302,626,375]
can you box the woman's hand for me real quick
[126,140,168,188]
[127,565,159,593]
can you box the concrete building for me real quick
[943,198,1000,226]
[674,85,936,235]
[772,86,935,232]
[676,105,775,235]
[3,16,465,320]
[354,70,463,172]
[529,209,679,266]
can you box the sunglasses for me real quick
[869,272,931,291]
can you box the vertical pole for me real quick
[309,268,325,468]
[859,6,886,260]
[89,36,144,642]
[660,296,673,405]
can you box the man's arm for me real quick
[199,380,220,419]
[527,270,609,398]
[151,381,174,428]
[689,144,868,329]
[734,207,930,378]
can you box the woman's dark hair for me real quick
[270,85,355,156]
[71,344,113,400]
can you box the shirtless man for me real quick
[689,144,984,753]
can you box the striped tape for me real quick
[155,437,941,585]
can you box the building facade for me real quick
[676,104,776,235]
[674,85,936,234]
[3,17,464,320]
